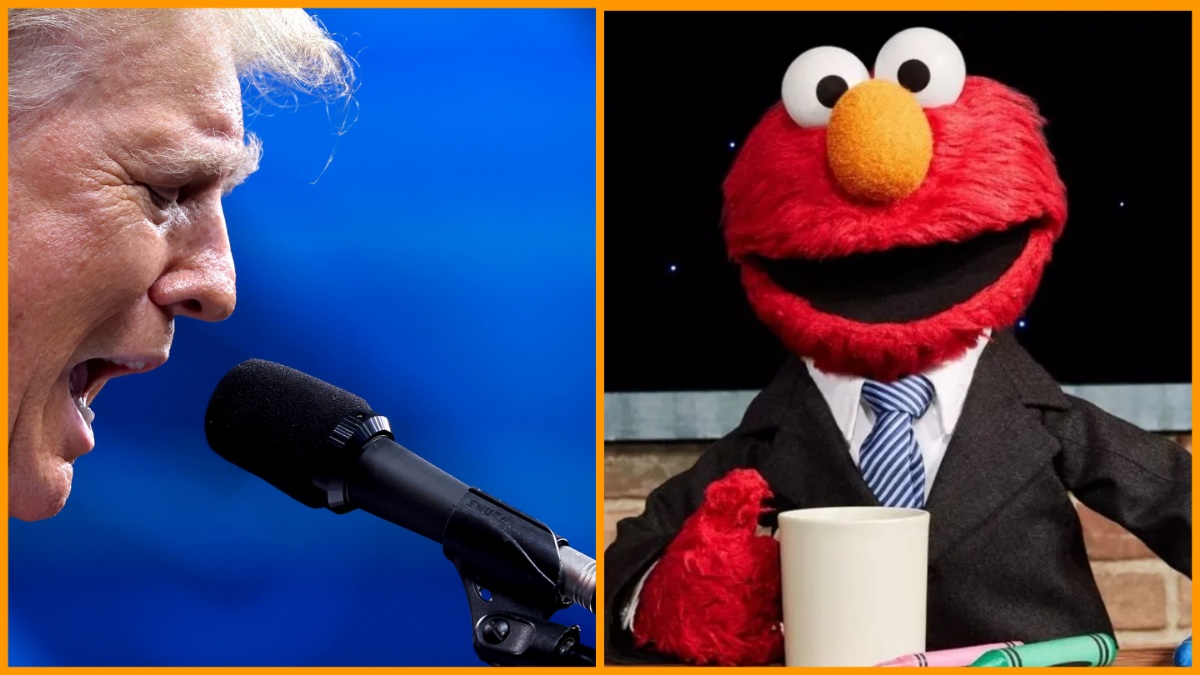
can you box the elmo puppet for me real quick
[605,27,1191,665]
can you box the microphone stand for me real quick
[323,413,595,666]
[443,488,596,666]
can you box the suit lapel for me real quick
[924,333,1067,564]
[749,333,1067,554]
[756,357,878,514]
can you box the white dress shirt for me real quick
[620,331,991,631]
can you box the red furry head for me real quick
[723,34,1066,381]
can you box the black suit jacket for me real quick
[605,333,1192,663]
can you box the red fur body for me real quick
[723,77,1067,380]
[632,469,784,665]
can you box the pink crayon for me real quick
[875,642,1024,667]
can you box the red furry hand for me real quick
[632,468,783,665]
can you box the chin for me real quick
[10,454,74,521]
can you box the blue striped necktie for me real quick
[859,375,934,509]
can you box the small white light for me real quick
[1018,320,1027,329]
[729,141,736,149]
[1119,201,1125,208]
[669,264,678,273]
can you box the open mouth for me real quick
[751,219,1040,323]
[67,358,152,428]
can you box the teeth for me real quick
[74,394,95,426]
[111,359,147,370]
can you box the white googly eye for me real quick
[873,27,966,108]
[781,46,869,128]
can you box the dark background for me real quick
[604,11,1191,391]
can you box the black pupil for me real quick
[898,59,931,93]
[816,75,849,108]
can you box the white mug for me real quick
[777,506,929,666]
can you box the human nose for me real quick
[148,201,237,322]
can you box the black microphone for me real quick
[204,359,596,621]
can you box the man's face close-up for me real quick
[8,13,257,520]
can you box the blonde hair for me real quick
[8,8,355,131]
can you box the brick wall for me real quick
[604,434,1193,647]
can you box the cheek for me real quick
[9,188,168,378]
[724,115,835,252]
[15,190,165,300]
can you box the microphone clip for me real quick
[459,575,592,666]
[443,488,595,666]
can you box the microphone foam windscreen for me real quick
[205,359,376,508]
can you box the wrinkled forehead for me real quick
[84,10,243,138]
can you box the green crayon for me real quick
[970,633,1117,667]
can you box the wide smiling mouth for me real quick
[750,219,1042,323]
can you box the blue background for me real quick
[10,9,596,666]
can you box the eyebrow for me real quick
[132,132,263,194]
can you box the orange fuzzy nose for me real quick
[826,79,932,203]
